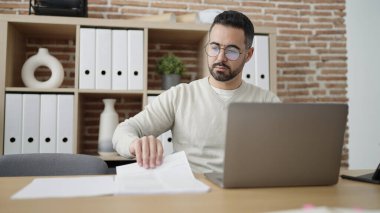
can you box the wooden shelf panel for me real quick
[5,87,76,93]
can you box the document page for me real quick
[115,151,210,194]
[11,151,209,199]
[11,176,116,199]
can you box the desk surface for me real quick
[0,170,379,213]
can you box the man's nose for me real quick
[216,48,228,62]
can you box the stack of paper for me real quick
[11,151,209,199]
[115,151,210,194]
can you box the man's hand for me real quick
[129,135,164,169]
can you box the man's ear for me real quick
[245,47,254,63]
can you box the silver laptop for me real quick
[205,103,348,188]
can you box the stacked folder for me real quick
[4,93,74,154]
[79,28,144,90]
[242,35,270,90]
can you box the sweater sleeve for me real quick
[112,87,177,158]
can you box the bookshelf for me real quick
[0,14,277,157]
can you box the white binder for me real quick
[242,35,270,90]
[95,28,112,89]
[56,95,74,153]
[161,130,174,156]
[21,94,40,153]
[254,35,270,90]
[127,30,144,90]
[39,94,57,153]
[4,94,23,154]
[112,29,128,90]
[79,28,96,89]
[242,50,255,85]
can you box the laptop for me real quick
[205,102,348,188]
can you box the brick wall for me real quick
[1,0,349,165]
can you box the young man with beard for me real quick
[112,10,280,173]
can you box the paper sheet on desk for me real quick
[11,176,116,200]
[115,151,210,194]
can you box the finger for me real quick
[141,136,150,169]
[148,136,157,168]
[134,139,143,167]
[156,139,164,166]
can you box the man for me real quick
[112,10,280,173]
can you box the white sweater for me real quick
[112,77,280,173]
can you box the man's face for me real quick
[206,24,252,82]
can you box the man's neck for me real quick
[208,76,243,90]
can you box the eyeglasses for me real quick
[204,43,243,61]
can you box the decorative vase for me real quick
[162,74,181,90]
[21,48,64,88]
[98,99,118,156]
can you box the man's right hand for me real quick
[129,135,164,169]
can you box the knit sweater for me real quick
[112,77,280,173]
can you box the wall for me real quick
[346,0,380,169]
[0,0,350,164]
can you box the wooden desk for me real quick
[0,170,379,213]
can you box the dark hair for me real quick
[210,10,255,49]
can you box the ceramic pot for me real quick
[162,74,181,90]
[21,48,64,88]
[98,99,118,156]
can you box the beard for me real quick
[208,61,245,82]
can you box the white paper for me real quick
[11,176,116,200]
[11,152,209,199]
[115,151,210,194]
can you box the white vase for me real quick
[98,99,119,156]
[21,47,64,88]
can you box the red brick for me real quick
[277,36,306,42]
[315,5,345,11]
[262,22,298,29]
[330,90,347,95]
[278,62,309,68]
[278,3,310,10]
[151,2,187,10]
[325,83,347,89]
[277,90,310,97]
[204,0,239,5]
[330,42,346,48]
[280,29,313,35]
[316,62,347,68]
[321,56,347,61]
[316,30,346,35]
[288,55,320,61]
[317,49,347,54]
[317,76,347,81]
[321,69,347,75]
[312,90,326,95]
[295,42,327,48]
[88,0,108,5]
[241,2,275,7]
[112,0,150,7]
[300,23,333,29]
[283,70,316,75]
[277,16,310,23]
[277,76,306,81]
[303,0,345,3]
[264,9,298,16]
[300,11,332,16]
[288,83,319,89]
